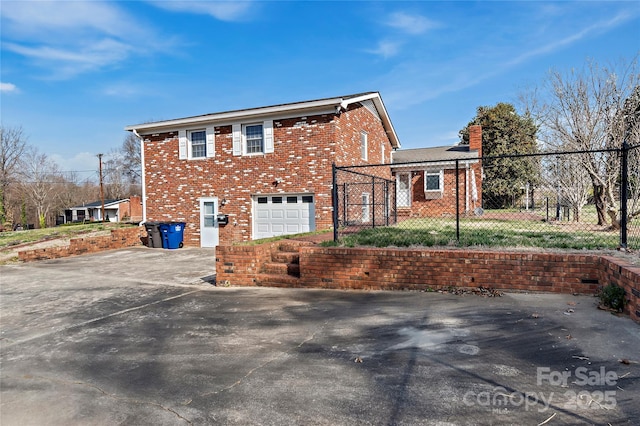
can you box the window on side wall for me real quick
[424,170,444,199]
[190,130,207,158]
[244,124,264,154]
[361,131,368,161]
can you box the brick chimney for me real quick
[469,125,482,157]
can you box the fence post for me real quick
[372,176,376,228]
[455,159,460,242]
[620,141,629,249]
[332,163,339,242]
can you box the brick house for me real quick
[391,125,482,219]
[64,195,142,223]
[125,92,400,247]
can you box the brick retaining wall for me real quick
[18,227,145,262]
[216,244,640,323]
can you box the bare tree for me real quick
[612,85,640,224]
[103,133,142,199]
[526,57,639,227]
[18,147,63,228]
[0,126,28,225]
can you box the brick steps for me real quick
[255,274,302,288]
[271,252,299,264]
[256,243,303,285]
[263,262,300,277]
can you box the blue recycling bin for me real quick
[159,222,185,249]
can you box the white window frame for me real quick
[381,142,385,164]
[179,127,215,160]
[243,123,264,155]
[361,131,368,161]
[424,170,444,193]
[362,192,370,222]
[189,129,207,159]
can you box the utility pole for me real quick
[98,153,105,222]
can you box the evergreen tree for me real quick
[460,103,540,209]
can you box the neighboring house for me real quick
[391,125,483,219]
[125,92,400,247]
[65,196,142,223]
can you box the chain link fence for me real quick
[333,144,640,250]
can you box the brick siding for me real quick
[142,103,393,247]
[399,164,482,219]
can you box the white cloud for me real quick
[148,1,254,21]
[0,82,19,93]
[0,1,169,79]
[386,12,439,35]
[504,11,636,68]
[366,40,402,59]
[4,39,133,78]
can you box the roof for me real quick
[70,199,127,209]
[125,92,400,148]
[392,144,479,168]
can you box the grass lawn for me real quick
[0,222,135,250]
[329,212,630,250]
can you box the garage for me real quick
[253,194,315,239]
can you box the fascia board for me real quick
[125,99,343,133]
[341,93,400,149]
[391,159,479,170]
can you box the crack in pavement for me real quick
[5,374,192,424]
[3,290,202,348]
[201,319,330,398]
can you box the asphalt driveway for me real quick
[1,247,639,425]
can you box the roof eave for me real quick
[125,92,401,149]
[125,97,346,133]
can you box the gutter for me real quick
[133,129,147,225]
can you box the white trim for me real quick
[125,92,400,149]
[242,122,265,155]
[206,126,215,158]
[391,159,479,170]
[252,193,315,240]
[199,197,219,248]
[127,102,342,132]
[424,170,444,193]
[263,120,274,153]
[187,129,207,159]
[396,172,411,208]
[361,131,368,161]
[232,124,242,156]
[362,192,370,222]
[178,130,187,160]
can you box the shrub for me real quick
[599,284,626,312]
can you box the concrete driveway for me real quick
[1,247,639,425]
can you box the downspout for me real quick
[133,129,147,225]
[465,162,470,214]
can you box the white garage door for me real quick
[253,194,315,239]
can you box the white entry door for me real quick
[397,172,411,207]
[199,197,219,248]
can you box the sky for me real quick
[1,0,639,182]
